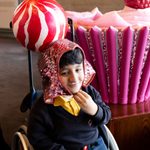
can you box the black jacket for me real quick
[27,85,111,150]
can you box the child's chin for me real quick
[71,89,80,94]
[69,86,81,94]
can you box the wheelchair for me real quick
[11,124,119,150]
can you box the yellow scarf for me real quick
[54,96,80,116]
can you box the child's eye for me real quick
[60,71,68,76]
[76,68,82,72]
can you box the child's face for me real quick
[59,63,84,94]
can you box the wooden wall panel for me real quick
[57,0,124,12]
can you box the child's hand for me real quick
[73,90,98,115]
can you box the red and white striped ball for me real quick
[12,0,68,52]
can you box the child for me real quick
[27,39,111,150]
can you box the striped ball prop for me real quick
[12,0,68,52]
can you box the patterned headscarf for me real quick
[38,39,95,104]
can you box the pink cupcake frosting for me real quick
[65,0,150,28]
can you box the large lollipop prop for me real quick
[12,0,68,52]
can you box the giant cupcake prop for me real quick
[66,0,150,104]
[12,0,68,52]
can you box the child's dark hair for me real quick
[59,48,84,69]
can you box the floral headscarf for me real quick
[38,39,95,104]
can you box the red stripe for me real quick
[38,3,57,50]
[16,8,29,47]
[27,5,41,51]
[12,1,27,24]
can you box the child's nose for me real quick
[69,72,77,81]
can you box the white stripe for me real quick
[14,1,26,15]
[44,5,60,42]
[45,2,67,38]
[54,4,67,38]
[56,8,67,38]
[34,5,49,51]
[24,5,32,48]
[13,8,26,38]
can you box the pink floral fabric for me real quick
[38,39,95,104]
